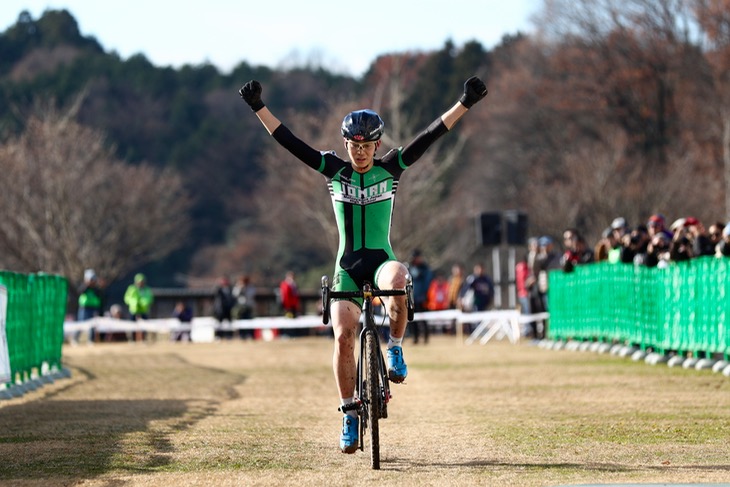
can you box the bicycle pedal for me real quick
[338,400,362,413]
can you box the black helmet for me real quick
[340,109,384,142]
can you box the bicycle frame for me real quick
[321,275,413,469]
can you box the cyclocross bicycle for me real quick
[321,275,414,470]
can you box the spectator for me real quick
[213,276,234,321]
[516,249,546,339]
[515,253,531,315]
[173,300,193,322]
[460,263,495,313]
[534,236,561,337]
[447,263,465,310]
[76,268,103,344]
[107,303,128,341]
[715,222,730,257]
[644,233,671,268]
[669,217,686,235]
[408,249,433,345]
[647,214,673,241]
[232,274,256,339]
[561,228,595,272]
[526,236,540,275]
[525,237,541,316]
[232,275,256,320]
[123,273,154,341]
[109,304,125,319]
[426,271,450,311]
[684,217,715,257]
[213,276,235,339]
[279,271,301,318]
[609,217,629,263]
[620,225,650,265]
[124,273,154,320]
[576,235,595,263]
[594,227,616,262]
[669,224,694,262]
[171,300,193,342]
[707,221,726,254]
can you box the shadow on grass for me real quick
[0,354,247,481]
[0,398,197,478]
[380,458,730,474]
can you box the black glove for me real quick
[239,80,265,112]
[459,76,488,109]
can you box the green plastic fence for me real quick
[548,257,730,357]
[0,271,67,386]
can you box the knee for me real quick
[332,303,359,349]
[335,330,355,351]
[378,261,409,290]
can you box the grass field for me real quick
[1,335,729,486]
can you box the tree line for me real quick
[1,1,729,293]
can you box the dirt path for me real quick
[1,336,729,486]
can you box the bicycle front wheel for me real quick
[364,329,381,469]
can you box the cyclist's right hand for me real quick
[239,80,265,111]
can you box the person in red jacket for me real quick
[279,271,301,318]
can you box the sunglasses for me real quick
[348,142,377,152]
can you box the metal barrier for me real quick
[548,257,730,359]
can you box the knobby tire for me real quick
[364,329,381,470]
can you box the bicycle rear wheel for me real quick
[364,329,381,469]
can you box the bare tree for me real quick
[0,100,191,287]
[692,0,730,217]
[482,0,724,243]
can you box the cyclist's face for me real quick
[346,140,378,172]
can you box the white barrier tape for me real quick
[65,310,549,335]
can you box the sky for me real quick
[2,0,541,77]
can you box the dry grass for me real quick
[1,336,729,486]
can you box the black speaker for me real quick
[504,210,528,245]
[477,212,502,246]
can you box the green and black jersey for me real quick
[272,117,449,292]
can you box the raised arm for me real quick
[239,80,282,134]
[399,76,488,165]
[239,80,331,169]
[442,76,488,129]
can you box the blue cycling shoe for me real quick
[387,346,408,383]
[340,415,359,454]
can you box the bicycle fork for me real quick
[357,329,392,415]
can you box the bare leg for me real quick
[376,261,409,339]
[331,300,361,399]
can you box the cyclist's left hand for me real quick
[460,76,488,108]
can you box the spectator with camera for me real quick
[620,225,651,265]
[561,228,594,272]
[669,222,694,262]
[644,232,671,268]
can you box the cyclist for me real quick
[239,76,487,453]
